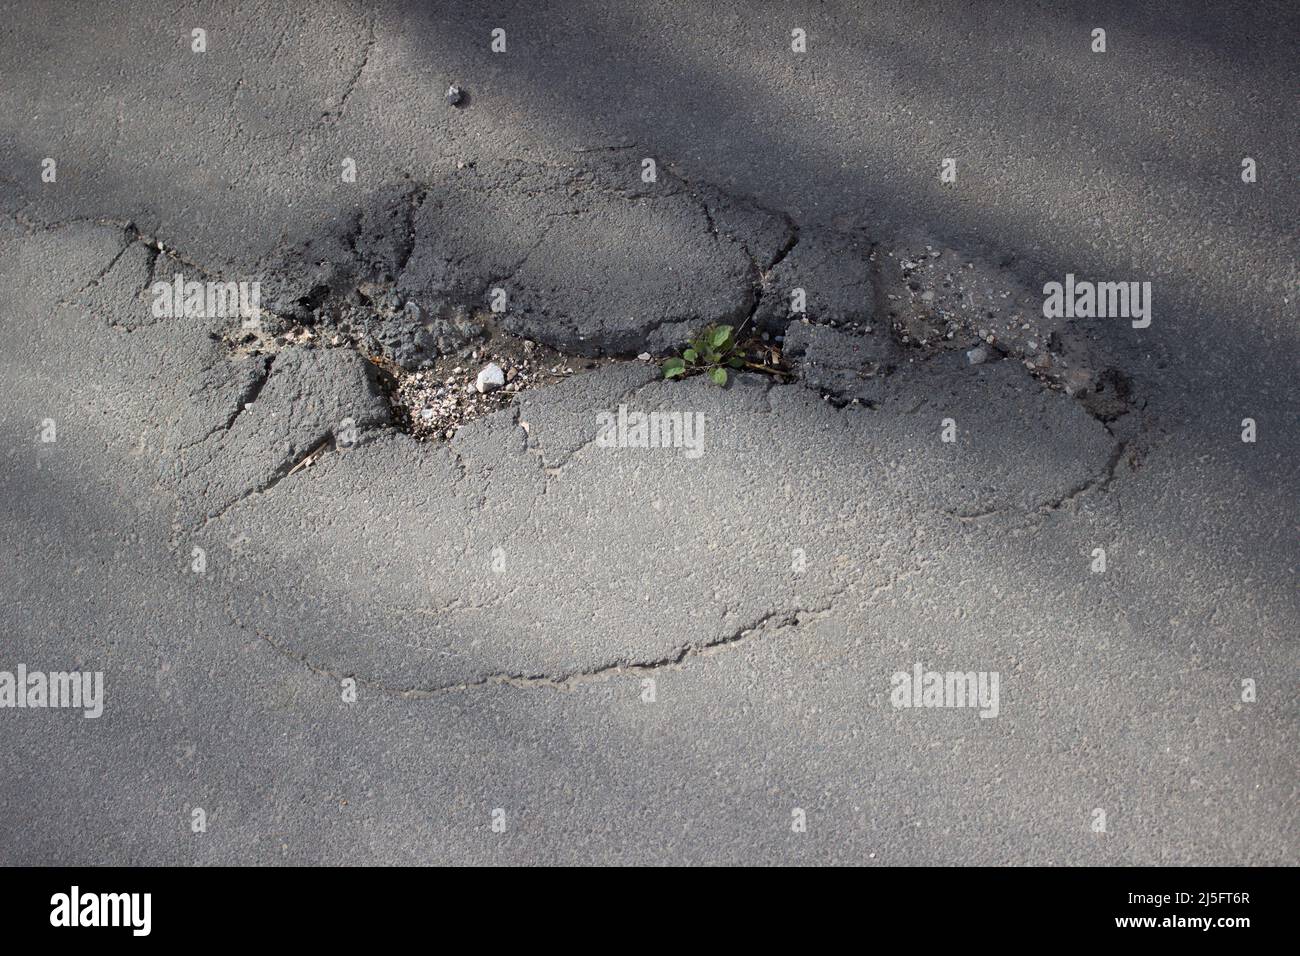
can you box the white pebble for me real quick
[475,363,506,393]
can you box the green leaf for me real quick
[709,367,728,386]
[710,325,733,348]
[727,356,745,369]
[664,365,686,379]
[682,348,698,363]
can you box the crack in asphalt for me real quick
[219,354,275,436]
[235,556,933,699]
[173,354,274,453]
[241,602,835,698]
[668,166,802,339]
[1039,434,1131,513]
[528,377,660,477]
[199,435,334,526]
[321,15,376,123]
[67,223,139,297]
[943,422,1144,524]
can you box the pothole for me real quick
[222,273,807,444]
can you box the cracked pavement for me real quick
[0,1,1296,865]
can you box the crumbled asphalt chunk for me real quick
[395,158,789,355]
[168,346,392,523]
[259,240,351,322]
[781,319,898,406]
[350,182,424,283]
[347,298,484,370]
[753,229,875,332]
[446,84,463,106]
[690,180,796,267]
[230,162,867,362]
[878,231,1049,359]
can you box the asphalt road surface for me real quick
[0,1,1295,864]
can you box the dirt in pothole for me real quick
[874,231,1138,419]
[386,324,629,441]
[215,305,638,443]
[877,238,1047,359]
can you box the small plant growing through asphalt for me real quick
[663,324,743,386]
[661,323,790,386]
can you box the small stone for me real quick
[637,352,651,361]
[446,85,463,106]
[1063,368,1093,397]
[966,347,989,365]
[919,290,935,303]
[475,363,505,393]
[420,408,435,421]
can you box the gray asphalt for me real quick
[0,1,1296,865]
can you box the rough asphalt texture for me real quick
[1,2,1296,864]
